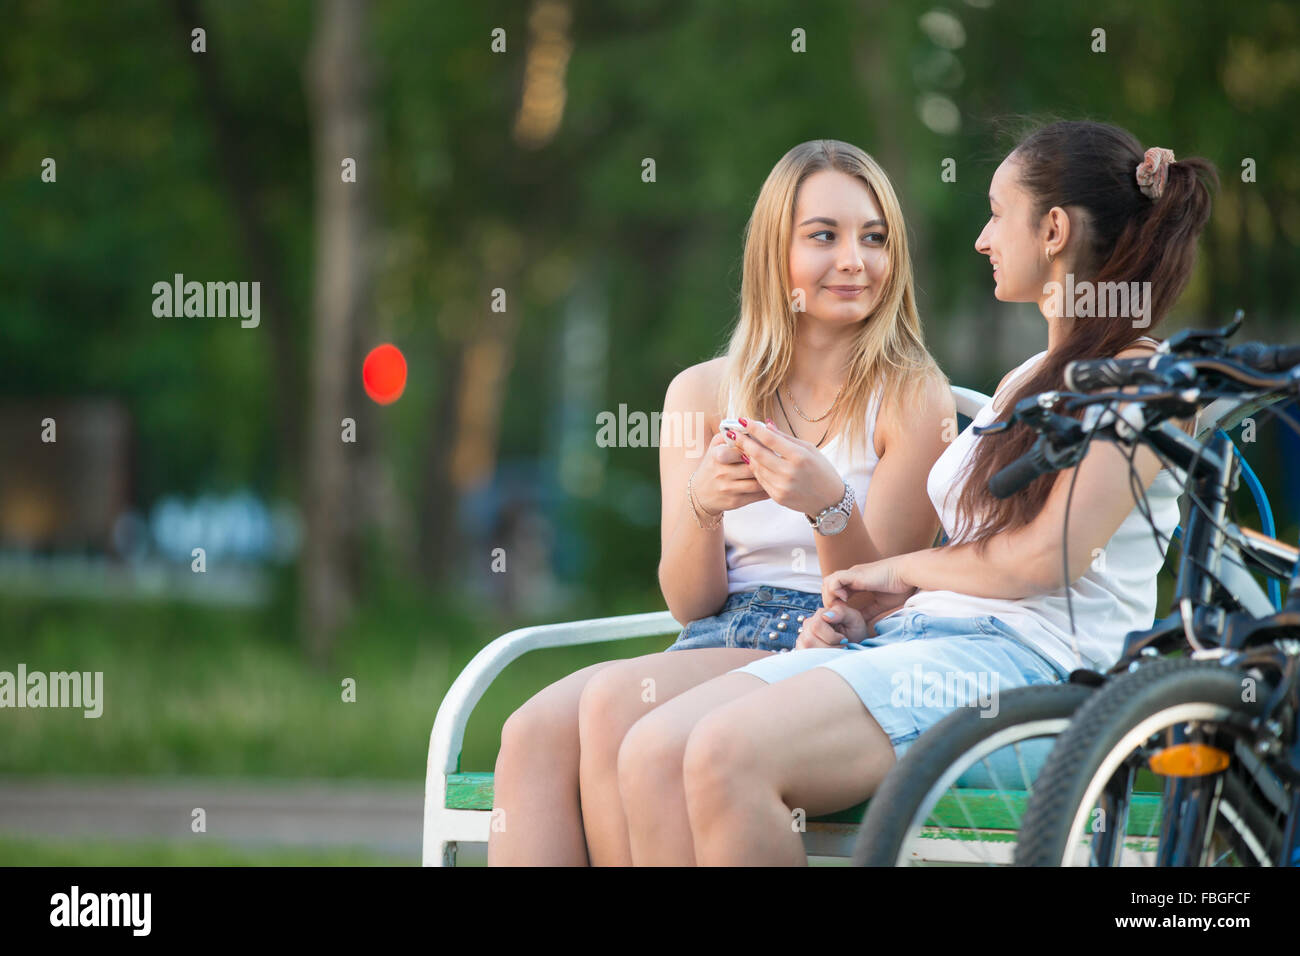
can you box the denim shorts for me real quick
[731,610,1072,758]
[664,586,824,653]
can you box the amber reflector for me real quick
[1148,744,1230,777]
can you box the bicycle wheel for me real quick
[853,682,1095,866]
[1016,658,1291,866]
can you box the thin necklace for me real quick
[774,390,833,448]
[784,381,845,422]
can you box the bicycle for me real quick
[854,315,1300,866]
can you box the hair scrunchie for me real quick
[1135,146,1176,200]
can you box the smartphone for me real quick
[719,418,745,447]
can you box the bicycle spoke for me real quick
[1197,775,1225,866]
[1208,837,1234,867]
[947,785,981,834]
[920,734,1055,866]
[983,753,1023,827]
[1013,740,1033,798]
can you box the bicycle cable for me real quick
[1117,437,1253,617]
[1137,434,1279,601]
[1060,398,1120,668]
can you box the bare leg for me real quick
[615,670,774,865]
[487,659,618,865]
[683,668,895,865]
[577,648,772,866]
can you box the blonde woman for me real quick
[488,140,953,865]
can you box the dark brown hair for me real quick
[952,120,1218,547]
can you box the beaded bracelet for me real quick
[687,470,723,530]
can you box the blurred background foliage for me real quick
[1,0,1298,787]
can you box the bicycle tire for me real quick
[1016,658,1285,866]
[853,682,1095,866]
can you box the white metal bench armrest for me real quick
[423,610,680,864]
[426,610,679,780]
[951,385,991,421]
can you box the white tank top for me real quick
[721,389,883,595]
[900,350,1183,674]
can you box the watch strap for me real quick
[806,481,854,531]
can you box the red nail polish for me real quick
[726,430,736,439]
[766,418,774,425]
[738,418,748,427]
[741,454,750,464]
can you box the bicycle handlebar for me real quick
[987,323,1299,499]
[1063,355,1183,392]
[988,437,1054,499]
[1065,341,1300,393]
[1225,342,1300,374]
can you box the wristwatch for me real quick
[806,482,855,536]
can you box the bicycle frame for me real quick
[1116,420,1292,661]
[1001,327,1300,865]
[1093,413,1300,865]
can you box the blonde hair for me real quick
[717,140,945,467]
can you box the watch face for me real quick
[819,510,848,535]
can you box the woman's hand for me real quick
[689,430,770,516]
[729,420,847,517]
[796,602,870,649]
[821,555,918,621]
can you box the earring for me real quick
[1046,247,1054,263]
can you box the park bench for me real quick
[423,385,1274,865]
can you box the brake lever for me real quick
[1164,309,1245,357]
[973,391,1067,437]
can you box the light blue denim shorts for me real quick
[730,610,1072,758]
[664,585,824,654]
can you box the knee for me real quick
[616,716,686,807]
[497,698,575,773]
[682,714,759,816]
[578,663,647,751]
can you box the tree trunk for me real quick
[301,0,374,665]
[418,297,521,589]
[418,340,464,584]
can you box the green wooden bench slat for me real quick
[446,772,495,810]
[447,773,1165,836]
[446,772,871,823]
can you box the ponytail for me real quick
[951,121,1218,547]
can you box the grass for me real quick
[5,529,1282,786]
[0,587,674,781]
[0,835,855,866]
[0,835,414,866]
